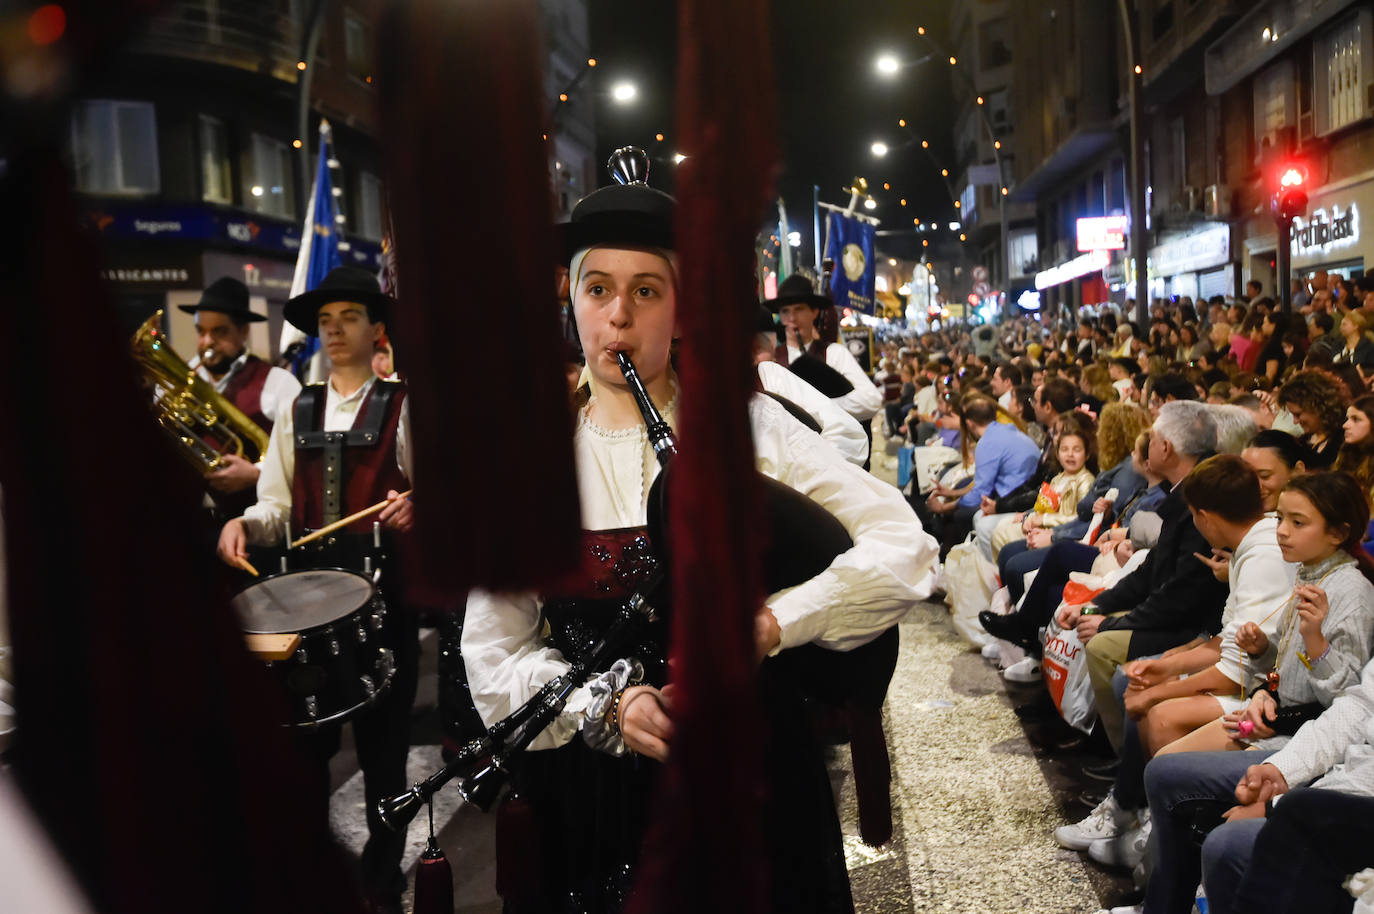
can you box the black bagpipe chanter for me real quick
[378,351,897,838]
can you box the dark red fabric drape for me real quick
[1,104,366,914]
[376,0,580,605]
[629,0,778,910]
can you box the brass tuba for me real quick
[130,310,269,475]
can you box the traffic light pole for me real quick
[1277,217,1293,313]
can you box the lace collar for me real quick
[579,382,679,440]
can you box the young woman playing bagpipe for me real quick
[459,150,940,913]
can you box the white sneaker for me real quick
[1055,792,1138,851]
[1089,812,1151,868]
[997,640,1027,668]
[981,641,1001,661]
[1002,656,1042,682]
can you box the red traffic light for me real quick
[1279,166,1306,188]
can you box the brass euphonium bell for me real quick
[130,310,269,475]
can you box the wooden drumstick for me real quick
[288,489,413,550]
[235,556,260,577]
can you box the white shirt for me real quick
[1212,515,1296,686]
[240,375,411,544]
[1268,654,1374,799]
[785,341,883,421]
[462,392,939,750]
[913,383,939,419]
[756,360,867,465]
[997,390,1013,409]
[192,352,302,427]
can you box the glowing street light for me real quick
[875,54,900,76]
[611,82,638,103]
[864,197,877,210]
[672,152,687,164]
[871,141,889,157]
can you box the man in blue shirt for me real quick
[922,395,1040,557]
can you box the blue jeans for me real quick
[1141,750,1273,914]
[1229,787,1374,914]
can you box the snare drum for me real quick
[232,568,395,727]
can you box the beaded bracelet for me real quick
[609,687,631,736]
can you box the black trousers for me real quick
[293,535,421,909]
[1229,788,1374,914]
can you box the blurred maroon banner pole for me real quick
[376,0,580,604]
[629,0,778,910]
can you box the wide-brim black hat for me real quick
[558,147,675,264]
[283,266,392,336]
[178,276,266,322]
[765,273,831,312]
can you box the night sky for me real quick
[587,0,957,268]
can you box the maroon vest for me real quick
[206,355,274,517]
[289,380,410,535]
[220,355,273,435]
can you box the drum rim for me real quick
[280,665,396,728]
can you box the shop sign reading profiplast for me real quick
[1291,203,1359,259]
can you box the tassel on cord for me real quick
[376,0,580,605]
[628,0,778,911]
[411,802,454,914]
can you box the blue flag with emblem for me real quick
[823,211,876,315]
[281,120,343,381]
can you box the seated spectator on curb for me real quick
[993,402,1152,602]
[988,417,1095,560]
[1052,456,1293,869]
[1055,401,1228,752]
[917,395,1039,558]
[1277,369,1348,468]
[972,411,1088,559]
[1160,470,1374,762]
[982,429,1165,647]
[1143,653,1374,914]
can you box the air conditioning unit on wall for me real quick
[1204,184,1232,219]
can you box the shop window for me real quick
[69,100,160,196]
[345,14,371,83]
[1315,11,1373,136]
[198,115,232,204]
[356,171,384,240]
[246,133,295,219]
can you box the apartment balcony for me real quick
[128,0,303,84]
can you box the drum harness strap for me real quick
[294,381,400,526]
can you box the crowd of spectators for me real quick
[866,282,1374,913]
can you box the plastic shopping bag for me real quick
[1042,618,1096,733]
[945,536,1000,648]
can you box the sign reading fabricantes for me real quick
[1035,249,1110,290]
[1076,216,1128,252]
[1291,203,1359,258]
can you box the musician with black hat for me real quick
[753,306,868,465]
[216,265,417,914]
[180,276,301,513]
[769,273,884,423]
[461,149,940,912]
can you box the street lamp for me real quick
[611,81,638,104]
[871,141,889,157]
[875,54,900,76]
